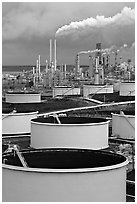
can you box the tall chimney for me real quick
[96,43,102,65]
[50,39,52,65]
[45,60,48,74]
[32,67,35,75]
[75,54,80,76]
[38,55,41,77]
[64,64,67,79]
[94,57,99,85]
[54,39,57,71]
[36,59,39,83]
[89,55,93,80]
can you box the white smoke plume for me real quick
[78,45,117,55]
[56,7,134,37]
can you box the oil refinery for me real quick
[2,38,135,202]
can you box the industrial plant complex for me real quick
[2,0,136,199]
[2,36,135,202]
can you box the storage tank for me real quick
[5,92,41,103]
[2,148,128,202]
[2,110,38,135]
[83,84,113,98]
[119,82,135,96]
[113,81,120,92]
[31,116,109,150]
[112,112,135,139]
[53,86,80,98]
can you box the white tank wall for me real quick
[113,82,120,92]
[120,82,135,96]
[5,93,41,103]
[83,85,113,98]
[2,161,127,202]
[53,87,80,98]
[112,113,135,139]
[31,121,109,150]
[2,112,38,135]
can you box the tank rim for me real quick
[31,116,110,126]
[2,111,39,116]
[2,148,128,173]
[2,159,128,173]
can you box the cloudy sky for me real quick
[2,2,135,66]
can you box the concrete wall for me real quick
[5,93,41,103]
[31,120,109,150]
[53,87,80,98]
[2,112,38,135]
[112,113,135,139]
[2,162,127,202]
[120,82,135,96]
[83,85,113,98]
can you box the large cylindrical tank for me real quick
[112,112,135,139]
[2,111,38,135]
[2,148,128,202]
[113,81,120,92]
[5,92,41,103]
[119,82,135,96]
[31,116,109,150]
[53,86,80,98]
[83,85,113,98]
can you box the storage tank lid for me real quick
[2,148,128,172]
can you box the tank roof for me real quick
[6,91,40,94]
[2,109,37,114]
[3,148,126,169]
[32,116,108,124]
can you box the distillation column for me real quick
[75,54,80,76]
[89,55,94,82]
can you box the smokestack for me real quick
[50,39,52,65]
[96,43,102,65]
[33,67,36,86]
[32,67,35,75]
[64,64,67,79]
[106,54,110,68]
[45,60,48,74]
[89,55,93,80]
[38,55,41,77]
[54,39,57,71]
[115,50,119,68]
[75,54,80,76]
[95,57,99,72]
[94,57,99,85]
[36,59,39,83]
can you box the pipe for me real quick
[2,110,17,120]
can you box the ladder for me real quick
[50,114,61,124]
[13,145,28,167]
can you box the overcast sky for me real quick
[2,2,135,66]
